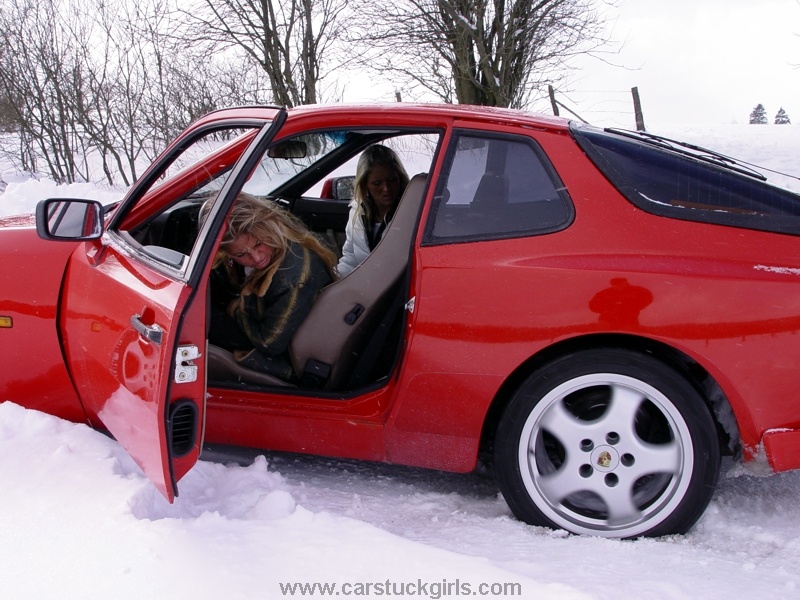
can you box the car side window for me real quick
[424,132,573,244]
[117,126,260,270]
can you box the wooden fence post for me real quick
[549,85,560,117]
[632,87,646,131]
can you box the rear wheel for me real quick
[494,349,720,538]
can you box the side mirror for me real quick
[35,198,104,241]
[320,176,355,201]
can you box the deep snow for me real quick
[2,123,800,599]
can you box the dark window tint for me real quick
[572,124,800,235]
[425,132,573,243]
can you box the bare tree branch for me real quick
[349,0,615,108]
[176,0,351,107]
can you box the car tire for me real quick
[494,348,721,538]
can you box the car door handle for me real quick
[130,314,163,345]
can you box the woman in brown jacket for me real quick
[207,193,337,381]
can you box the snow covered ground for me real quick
[2,122,800,599]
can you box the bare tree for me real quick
[98,0,267,182]
[0,85,15,133]
[351,0,613,109]
[0,0,270,186]
[178,0,350,107]
[0,0,91,181]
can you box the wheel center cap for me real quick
[590,446,619,472]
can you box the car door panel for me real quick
[53,115,282,500]
[60,240,202,501]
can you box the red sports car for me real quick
[3,104,800,539]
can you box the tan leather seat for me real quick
[289,173,429,389]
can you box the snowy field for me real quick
[2,122,800,599]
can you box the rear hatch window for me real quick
[571,123,800,235]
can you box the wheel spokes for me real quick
[529,380,686,528]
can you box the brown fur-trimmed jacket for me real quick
[209,241,332,381]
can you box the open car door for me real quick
[54,218,206,502]
[38,112,284,500]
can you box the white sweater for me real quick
[335,203,372,278]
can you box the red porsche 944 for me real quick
[3,103,800,538]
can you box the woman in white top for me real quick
[336,144,409,277]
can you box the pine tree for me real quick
[775,107,791,124]
[749,104,768,124]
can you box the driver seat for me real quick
[289,173,429,389]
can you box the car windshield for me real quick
[241,129,440,199]
[238,130,351,196]
[242,130,352,197]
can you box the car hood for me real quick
[0,212,36,228]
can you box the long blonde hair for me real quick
[207,193,337,295]
[353,144,410,224]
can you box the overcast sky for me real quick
[559,0,800,127]
[343,1,799,128]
